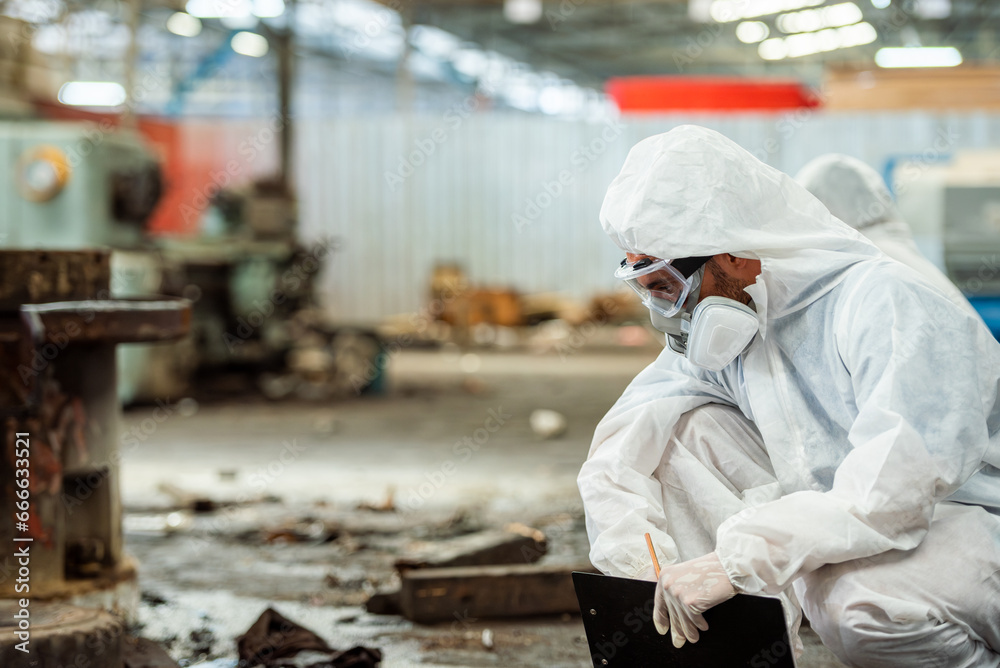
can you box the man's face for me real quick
[624,252,761,307]
[623,253,689,303]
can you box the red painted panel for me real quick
[34,103,196,236]
[34,104,277,237]
[606,77,822,113]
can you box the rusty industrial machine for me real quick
[0,250,190,665]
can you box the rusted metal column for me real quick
[0,251,110,602]
[0,250,190,612]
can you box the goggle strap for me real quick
[671,256,713,279]
[617,255,712,279]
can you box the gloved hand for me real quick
[653,551,736,648]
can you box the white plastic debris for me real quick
[529,409,568,439]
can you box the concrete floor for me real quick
[120,346,846,667]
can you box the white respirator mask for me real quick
[617,256,759,371]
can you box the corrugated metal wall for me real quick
[296,111,1000,324]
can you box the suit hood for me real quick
[599,125,881,322]
[795,153,907,232]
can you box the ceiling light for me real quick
[329,0,399,30]
[187,0,250,18]
[913,0,950,19]
[452,49,489,78]
[166,12,202,37]
[538,85,586,115]
[875,46,962,68]
[231,31,269,57]
[736,21,770,43]
[840,21,877,45]
[758,21,876,59]
[689,0,714,22]
[871,0,890,7]
[758,38,788,60]
[252,0,285,17]
[777,2,863,33]
[784,31,826,58]
[711,0,823,22]
[503,0,542,24]
[410,25,462,59]
[58,81,127,107]
[824,2,864,25]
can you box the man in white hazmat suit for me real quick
[578,125,1000,667]
[796,152,981,320]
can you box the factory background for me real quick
[1,0,999,666]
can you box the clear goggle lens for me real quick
[614,257,693,318]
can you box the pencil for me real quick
[644,532,661,579]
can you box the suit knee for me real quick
[812,600,970,668]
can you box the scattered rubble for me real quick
[141,590,170,607]
[237,608,381,667]
[394,527,547,572]
[355,488,395,513]
[399,562,595,623]
[123,511,193,536]
[357,522,589,624]
[123,636,182,668]
[363,525,548,618]
[157,482,219,513]
[188,621,216,656]
[529,409,568,439]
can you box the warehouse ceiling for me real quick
[399,0,1000,87]
[6,0,1000,116]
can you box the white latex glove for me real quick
[653,551,736,648]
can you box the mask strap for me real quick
[683,265,706,313]
[671,256,712,279]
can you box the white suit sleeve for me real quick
[715,279,992,595]
[579,348,737,577]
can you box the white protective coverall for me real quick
[795,153,981,320]
[579,125,1000,667]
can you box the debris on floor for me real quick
[237,608,382,667]
[124,511,193,536]
[529,408,569,439]
[157,482,220,513]
[399,562,596,623]
[359,523,551,622]
[255,519,332,545]
[363,590,400,616]
[121,352,848,666]
[123,636,182,668]
[394,526,547,571]
[356,487,396,513]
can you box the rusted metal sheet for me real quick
[21,298,192,344]
[399,562,597,623]
[0,250,110,309]
[394,528,548,573]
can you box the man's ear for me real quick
[726,254,749,269]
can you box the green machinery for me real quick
[0,120,382,403]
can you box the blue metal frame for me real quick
[166,30,239,116]
[967,296,1000,340]
[881,152,953,198]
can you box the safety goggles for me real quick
[615,255,712,318]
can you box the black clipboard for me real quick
[572,572,793,667]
